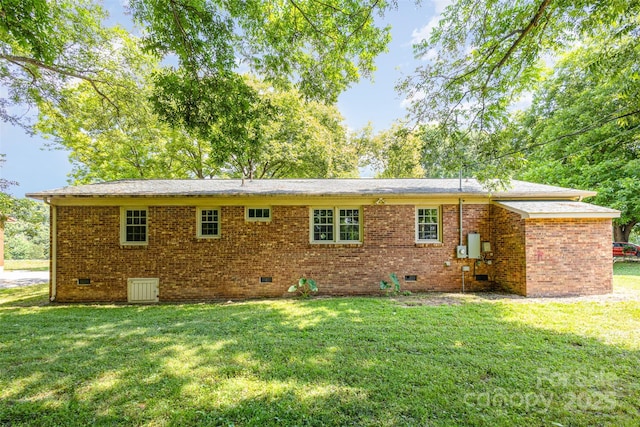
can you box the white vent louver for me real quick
[127,278,159,303]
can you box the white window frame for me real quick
[197,207,221,238]
[415,206,441,243]
[310,207,362,244]
[120,207,148,245]
[245,207,271,222]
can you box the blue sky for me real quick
[1,0,445,198]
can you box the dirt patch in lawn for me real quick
[391,286,640,307]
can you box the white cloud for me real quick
[411,17,440,45]
[410,0,453,46]
[400,89,426,109]
[432,0,454,14]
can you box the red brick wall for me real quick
[524,218,613,296]
[491,205,527,295]
[490,205,613,297]
[0,222,4,270]
[53,203,495,302]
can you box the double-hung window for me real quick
[121,208,148,245]
[311,207,361,243]
[416,207,440,243]
[198,208,220,238]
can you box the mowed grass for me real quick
[3,259,49,271]
[1,267,639,426]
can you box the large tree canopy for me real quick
[1,0,394,128]
[400,0,640,179]
[35,47,357,182]
[517,35,640,241]
[0,0,130,126]
[130,0,393,103]
[151,73,357,179]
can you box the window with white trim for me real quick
[311,207,361,243]
[121,208,148,245]
[246,207,271,222]
[198,208,220,238]
[416,207,440,243]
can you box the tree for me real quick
[356,123,424,178]
[151,74,358,179]
[36,60,357,181]
[517,36,640,241]
[0,0,133,126]
[399,0,640,180]
[2,0,393,128]
[3,198,49,260]
[32,36,218,182]
[129,0,393,103]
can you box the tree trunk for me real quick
[613,222,637,242]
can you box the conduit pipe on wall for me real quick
[459,198,463,247]
[459,197,464,293]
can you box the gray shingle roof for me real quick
[26,178,596,200]
[496,201,620,218]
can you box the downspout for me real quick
[44,199,57,302]
[459,169,465,293]
[458,168,463,246]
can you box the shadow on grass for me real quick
[0,283,49,307]
[1,296,639,426]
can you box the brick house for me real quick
[27,179,619,302]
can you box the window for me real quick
[121,208,148,245]
[246,207,271,222]
[198,208,220,238]
[416,207,440,243]
[311,207,361,243]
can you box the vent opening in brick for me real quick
[404,275,417,282]
[77,278,91,285]
[260,277,273,283]
[475,274,489,281]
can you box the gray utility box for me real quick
[468,233,481,259]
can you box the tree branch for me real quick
[1,53,119,113]
[288,0,337,42]
[483,0,553,87]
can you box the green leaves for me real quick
[401,0,640,183]
[288,278,318,298]
[380,273,400,294]
[129,0,236,73]
[516,34,640,240]
[129,0,393,103]
[2,0,393,129]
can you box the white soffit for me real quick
[495,201,620,219]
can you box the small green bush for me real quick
[288,277,318,298]
[380,273,401,295]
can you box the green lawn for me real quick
[1,267,639,426]
[3,259,49,271]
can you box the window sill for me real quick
[120,243,148,249]
[415,242,443,248]
[310,242,363,248]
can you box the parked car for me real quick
[613,242,640,257]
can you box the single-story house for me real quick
[27,178,619,302]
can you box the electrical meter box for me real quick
[468,233,481,259]
[456,245,468,259]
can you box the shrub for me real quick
[288,278,318,298]
[380,273,401,295]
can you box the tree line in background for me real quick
[1,0,638,252]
